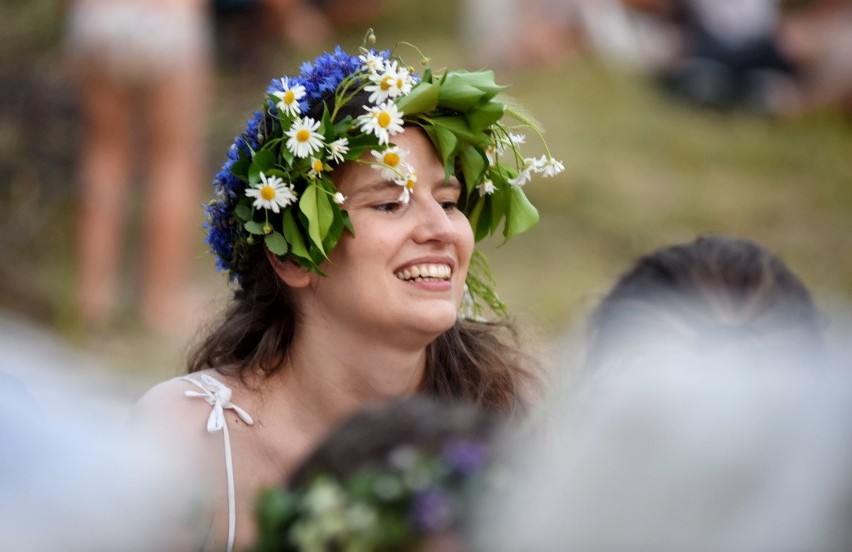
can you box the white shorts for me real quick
[66,2,210,84]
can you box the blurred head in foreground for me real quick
[253,396,501,552]
[585,234,824,375]
[0,373,197,552]
[472,235,852,552]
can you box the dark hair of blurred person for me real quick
[585,234,823,374]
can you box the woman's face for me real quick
[306,128,474,346]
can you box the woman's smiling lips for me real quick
[394,257,455,283]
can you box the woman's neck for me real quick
[272,325,428,432]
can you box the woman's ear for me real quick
[266,250,312,288]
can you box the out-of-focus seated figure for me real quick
[621,0,852,115]
[473,235,852,552]
[642,0,802,113]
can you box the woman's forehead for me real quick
[336,129,454,194]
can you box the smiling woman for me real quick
[131,31,562,552]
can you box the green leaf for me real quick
[321,203,348,252]
[396,81,440,115]
[244,220,265,235]
[298,183,334,257]
[467,100,506,133]
[248,149,276,184]
[430,116,476,143]
[230,159,250,180]
[490,180,509,235]
[334,115,354,135]
[283,209,310,260]
[321,105,335,141]
[431,124,458,167]
[264,231,288,256]
[344,132,381,159]
[504,186,540,238]
[450,70,508,98]
[234,203,253,222]
[459,146,487,194]
[467,196,490,242]
[438,78,486,112]
[341,210,354,236]
[279,142,295,165]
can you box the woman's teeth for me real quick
[394,264,452,281]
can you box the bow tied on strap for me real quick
[184,374,255,433]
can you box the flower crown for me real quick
[252,439,493,552]
[206,30,563,318]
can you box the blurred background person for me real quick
[64,0,211,334]
[461,0,683,71]
[212,0,390,79]
[777,0,852,115]
[652,0,802,114]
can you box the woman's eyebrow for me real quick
[346,179,400,198]
[432,176,462,190]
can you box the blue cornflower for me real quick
[204,202,236,272]
[213,169,241,201]
[241,111,266,152]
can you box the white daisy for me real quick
[477,179,496,196]
[370,146,408,180]
[365,66,399,104]
[245,172,297,213]
[395,169,416,204]
[389,63,414,97]
[333,192,346,205]
[284,117,324,158]
[358,51,386,75]
[308,157,325,179]
[271,78,305,117]
[358,101,404,146]
[326,137,349,163]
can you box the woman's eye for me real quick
[374,201,403,213]
[440,201,459,212]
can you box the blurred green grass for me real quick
[1,0,850,379]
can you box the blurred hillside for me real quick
[1,0,850,387]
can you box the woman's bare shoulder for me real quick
[132,372,220,436]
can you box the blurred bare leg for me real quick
[75,72,134,329]
[262,0,332,50]
[139,49,209,334]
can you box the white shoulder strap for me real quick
[181,374,254,552]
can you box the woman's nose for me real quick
[411,196,457,245]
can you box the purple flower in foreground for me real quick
[410,488,457,533]
[441,441,488,475]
